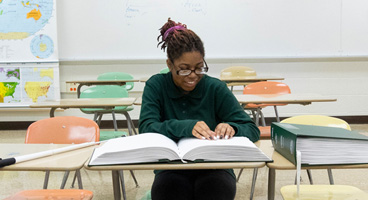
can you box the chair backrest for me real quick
[97,72,134,91]
[4,189,93,200]
[25,116,100,144]
[281,115,351,130]
[80,85,129,99]
[220,66,257,79]
[160,67,170,74]
[243,81,291,95]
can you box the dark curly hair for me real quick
[157,18,205,62]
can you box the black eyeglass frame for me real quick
[175,60,209,76]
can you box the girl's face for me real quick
[167,51,205,93]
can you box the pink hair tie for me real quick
[163,25,186,40]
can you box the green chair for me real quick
[97,72,135,91]
[141,190,151,200]
[80,85,137,136]
[160,67,170,74]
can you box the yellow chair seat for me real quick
[281,115,351,130]
[281,185,368,200]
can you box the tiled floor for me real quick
[1,124,368,199]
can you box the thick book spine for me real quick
[271,123,298,165]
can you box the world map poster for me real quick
[0,0,58,62]
[0,63,60,105]
[0,0,59,106]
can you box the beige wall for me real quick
[1,58,367,122]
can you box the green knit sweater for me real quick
[139,73,260,177]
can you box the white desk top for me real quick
[30,98,136,108]
[235,94,337,105]
[0,143,96,171]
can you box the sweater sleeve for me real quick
[138,76,197,142]
[215,81,260,142]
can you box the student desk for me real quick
[235,94,337,105]
[30,98,136,117]
[220,76,284,90]
[85,152,268,200]
[133,97,142,105]
[66,80,140,98]
[0,143,96,188]
[259,140,368,200]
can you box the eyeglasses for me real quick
[176,60,209,76]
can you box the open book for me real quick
[89,133,272,166]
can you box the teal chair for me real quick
[141,190,151,200]
[160,67,170,74]
[97,72,135,91]
[80,85,137,136]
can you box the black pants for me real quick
[151,169,236,200]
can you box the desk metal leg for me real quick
[50,108,57,117]
[268,168,276,200]
[77,84,83,98]
[119,170,127,200]
[112,170,121,200]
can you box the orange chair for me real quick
[220,66,257,91]
[243,81,291,127]
[4,189,93,200]
[237,81,291,190]
[26,116,100,189]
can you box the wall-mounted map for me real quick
[0,0,59,106]
[0,0,58,62]
[0,63,60,105]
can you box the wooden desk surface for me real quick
[0,143,96,171]
[235,94,337,105]
[30,98,136,109]
[85,160,266,171]
[66,80,139,84]
[134,97,142,105]
[220,76,284,82]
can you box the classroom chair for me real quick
[280,185,368,200]
[25,116,100,189]
[4,189,94,200]
[160,67,170,74]
[97,71,135,91]
[220,66,257,91]
[237,81,291,193]
[243,81,291,127]
[281,115,351,185]
[80,85,137,136]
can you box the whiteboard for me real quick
[56,0,368,61]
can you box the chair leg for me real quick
[76,169,83,189]
[251,110,257,123]
[129,170,139,187]
[94,113,103,126]
[236,168,244,182]
[250,168,258,200]
[259,110,266,126]
[328,169,334,185]
[71,172,77,188]
[123,111,137,135]
[60,170,70,189]
[273,106,280,122]
[306,169,313,184]
[118,170,127,200]
[93,113,98,121]
[255,108,261,127]
[112,111,118,131]
[43,171,50,189]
